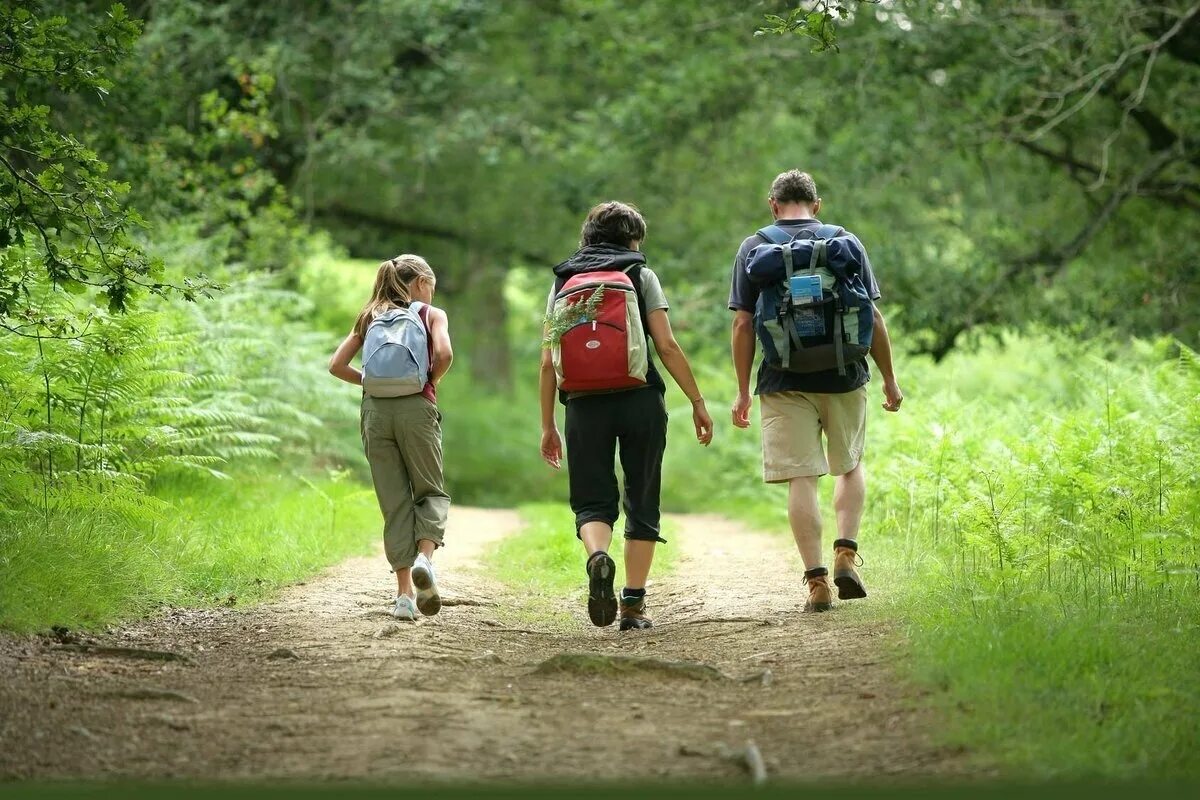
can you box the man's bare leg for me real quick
[788,475,823,569]
[833,462,866,542]
[790,475,833,612]
[832,462,868,600]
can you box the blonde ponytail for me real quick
[354,255,436,337]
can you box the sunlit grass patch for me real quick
[0,470,379,633]
[906,598,1200,778]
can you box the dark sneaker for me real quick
[833,545,867,600]
[803,574,833,613]
[618,594,653,631]
[586,552,617,627]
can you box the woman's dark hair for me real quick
[580,201,647,247]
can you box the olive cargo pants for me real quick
[360,394,450,570]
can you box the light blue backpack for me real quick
[361,302,431,397]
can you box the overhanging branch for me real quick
[925,142,1188,359]
[313,203,554,267]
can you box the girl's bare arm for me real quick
[328,333,364,385]
[427,307,454,385]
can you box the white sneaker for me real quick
[392,594,418,621]
[411,554,441,616]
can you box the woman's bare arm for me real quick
[538,344,562,469]
[646,309,713,445]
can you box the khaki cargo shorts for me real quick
[760,387,868,482]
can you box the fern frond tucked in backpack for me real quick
[542,285,606,349]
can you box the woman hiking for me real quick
[539,202,713,631]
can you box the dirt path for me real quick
[0,508,965,784]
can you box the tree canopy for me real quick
[4,0,1197,367]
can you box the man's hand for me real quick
[732,392,752,429]
[540,428,563,469]
[692,399,714,446]
[882,377,904,412]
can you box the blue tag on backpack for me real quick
[789,274,822,305]
[789,274,825,337]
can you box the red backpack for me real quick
[550,269,650,392]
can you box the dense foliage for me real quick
[0,0,1197,778]
[32,0,1186,383]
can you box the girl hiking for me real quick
[329,255,453,621]
[539,201,713,631]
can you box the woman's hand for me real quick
[692,399,714,446]
[540,427,563,469]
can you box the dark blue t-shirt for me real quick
[728,218,881,395]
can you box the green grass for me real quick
[0,469,379,633]
[905,599,1200,778]
[487,503,678,624]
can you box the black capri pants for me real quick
[564,387,668,543]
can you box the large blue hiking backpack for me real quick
[746,224,874,376]
[361,302,431,397]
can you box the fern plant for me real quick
[541,286,606,349]
[0,266,357,523]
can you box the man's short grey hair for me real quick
[769,170,819,205]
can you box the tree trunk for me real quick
[457,256,513,393]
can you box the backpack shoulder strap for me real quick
[755,225,794,245]
[412,301,431,329]
[625,263,656,352]
[814,223,844,240]
[625,263,648,310]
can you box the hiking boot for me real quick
[803,571,833,613]
[392,594,418,621]
[412,553,442,616]
[832,539,867,600]
[586,551,617,627]
[618,594,653,631]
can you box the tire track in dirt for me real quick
[0,508,970,784]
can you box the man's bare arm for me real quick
[731,310,756,428]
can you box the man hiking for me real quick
[729,170,903,612]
